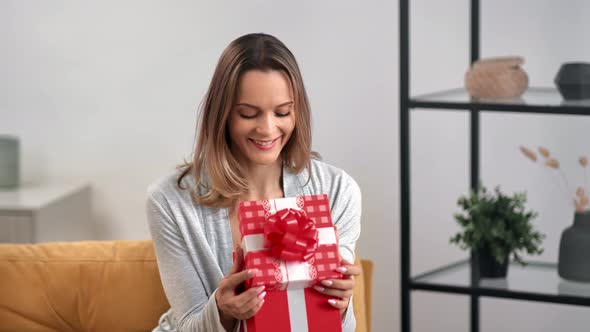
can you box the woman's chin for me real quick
[244,154,282,167]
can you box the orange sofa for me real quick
[0,240,373,332]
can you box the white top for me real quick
[0,182,89,211]
[146,159,362,332]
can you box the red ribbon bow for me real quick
[264,208,319,261]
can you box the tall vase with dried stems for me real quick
[520,146,590,282]
[558,211,590,281]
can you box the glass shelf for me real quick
[411,260,590,306]
[410,87,590,115]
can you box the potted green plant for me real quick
[450,185,545,278]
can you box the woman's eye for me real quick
[275,111,291,117]
[239,113,257,119]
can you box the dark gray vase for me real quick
[558,211,590,282]
[0,135,19,188]
[554,63,590,100]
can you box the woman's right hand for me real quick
[215,247,266,331]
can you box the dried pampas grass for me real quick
[538,146,550,158]
[545,158,560,169]
[575,187,589,212]
[520,146,537,161]
[581,156,589,199]
[520,145,579,209]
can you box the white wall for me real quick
[0,1,396,331]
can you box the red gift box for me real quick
[237,194,343,332]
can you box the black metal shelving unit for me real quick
[399,1,590,331]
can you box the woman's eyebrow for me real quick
[235,101,294,111]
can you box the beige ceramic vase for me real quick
[465,56,529,98]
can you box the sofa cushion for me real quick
[0,240,169,332]
[0,240,369,332]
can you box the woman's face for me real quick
[228,70,296,168]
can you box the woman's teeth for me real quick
[253,139,276,146]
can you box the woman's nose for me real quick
[256,113,276,134]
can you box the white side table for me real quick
[0,183,92,243]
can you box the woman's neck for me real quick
[241,158,284,201]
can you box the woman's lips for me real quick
[249,137,280,150]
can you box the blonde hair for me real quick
[177,33,319,208]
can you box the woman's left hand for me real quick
[313,258,361,319]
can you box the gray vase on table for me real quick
[558,211,590,282]
[555,62,590,100]
[0,135,19,188]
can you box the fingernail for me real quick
[260,299,265,306]
[248,269,257,276]
[336,267,347,273]
[256,286,265,293]
[328,299,337,306]
[258,291,267,299]
[313,285,325,292]
[321,280,333,286]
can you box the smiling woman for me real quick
[174,34,316,210]
[146,33,362,332]
[228,70,296,168]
